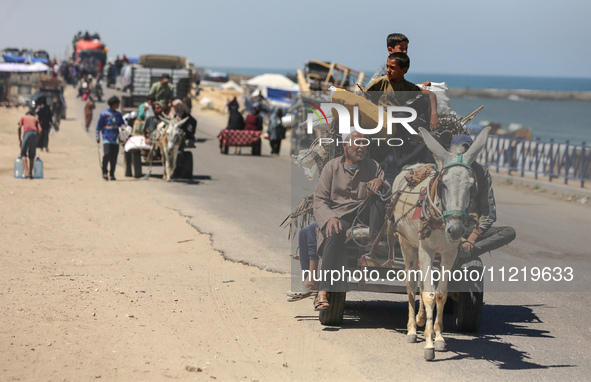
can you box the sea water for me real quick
[406,73,591,92]
[206,66,591,92]
[408,73,591,144]
[449,98,591,145]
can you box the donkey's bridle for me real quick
[438,153,475,224]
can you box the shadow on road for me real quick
[443,304,574,369]
[139,174,212,185]
[219,153,276,158]
[308,300,575,370]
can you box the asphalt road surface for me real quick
[79,87,591,380]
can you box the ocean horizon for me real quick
[204,66,591,92]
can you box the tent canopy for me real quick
[0,62,50,73]
[245,73,297,91]
[220,80,244,93]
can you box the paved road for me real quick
[76,88,591,380]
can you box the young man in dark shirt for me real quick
[367,52,439,131]
[96,96,125,180]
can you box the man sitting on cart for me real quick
[450,134,516,258]
[169,99,197,146]
[143,102,166,143]
[313,131,387,311]
[149,73,174,109]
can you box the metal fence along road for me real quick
[476,135,590,188]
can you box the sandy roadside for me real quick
[196,86,241,113]
[0,91,366,381]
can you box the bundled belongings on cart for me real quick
[302,60,367,91]
[285,84,482,244]
[284,81,490,338]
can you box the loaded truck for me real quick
[72,34,107,78]
[120,54,192,111]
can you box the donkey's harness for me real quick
[393,154,475,231]
[362,155,476,257]
[437,153,475,224]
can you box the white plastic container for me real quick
[33,157,43,179]
[14,156,24,178]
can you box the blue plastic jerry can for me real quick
[33,157,43,179]
[14,156,24,178]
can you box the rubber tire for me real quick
[132,150,143,178]
[453,258,484,333]
[181,151,193,179]
[319,292,346,326]
[252,140,261,156]
[442,296,454,315]
[171,151,189,179]
[124,151,133,177]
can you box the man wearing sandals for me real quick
[312,131,387,311]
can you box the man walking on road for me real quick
[96,96,125,181]
[18,111,42,179]
[84,96,96,132]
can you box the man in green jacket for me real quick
[149,73,173,107]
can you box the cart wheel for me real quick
[124,151,133,177]
[453,258,484,333]
[442,295,455,315]
[171,152,192,179]
[252,140,261,156]
[319,292,346,326]
[181,151,193,179]
[132,150,142,178]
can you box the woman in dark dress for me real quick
[35,96,53,152]
[226,107,245,130]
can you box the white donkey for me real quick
[391,126,490,361]
[163,117,188,181]
[148,117,188,181]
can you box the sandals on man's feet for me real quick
[314,294,329,311]
[287,290,317,302]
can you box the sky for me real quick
[1,0,590,78]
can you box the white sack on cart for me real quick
[417,82,452,115]
[125,135,151,152]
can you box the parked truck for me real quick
[120,54,192,111]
